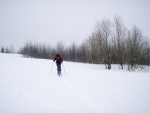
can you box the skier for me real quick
[53,54,63,76]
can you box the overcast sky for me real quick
[0,0,150,50]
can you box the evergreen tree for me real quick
[1,46,4,53]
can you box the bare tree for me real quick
[126,26,144,71]
[100,19,112,69]
[112,16,127,69]
[67,42,78,62]
[55,41,65,58]
[78,42,88,63]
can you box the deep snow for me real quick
[0,53,150,113]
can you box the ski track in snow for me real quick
[0,75,104,113]
[0,76,59,113]
[61,77,105,113]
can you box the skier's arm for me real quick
[53,57,56,62]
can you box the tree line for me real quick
[19,16,150,70]
[1,45,15,54]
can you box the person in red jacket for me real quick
[53,54,63,76]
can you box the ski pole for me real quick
[51,61,54,73]
[62,63,66,75]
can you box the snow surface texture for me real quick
[0,53,150,113]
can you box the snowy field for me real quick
[0,53,150,113]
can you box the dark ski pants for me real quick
[56,64,61,75]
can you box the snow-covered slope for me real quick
[0,53,150,113]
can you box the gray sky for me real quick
[0,0,150,50]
